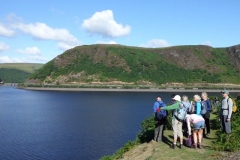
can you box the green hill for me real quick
[0,63,44,83]
[0,63,44,73]
[27,44,240,85]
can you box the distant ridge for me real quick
[0,63,44,83]
[0,63,44,73]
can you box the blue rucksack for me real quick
[174,102,188,122]
[200,101,207,115]
[155,102,168,121]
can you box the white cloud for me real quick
[0,55,48,63]
[96,40,117,44]
[0,42,10,52]
[17,47,41,55]
[13,22,78,43]
[6,13,23,23]
[26,55,48,62]
[140,39,170,48]
[201,40,212,46]
[0,23,15,37]
[82,10,131,37]
[57,42,78,50]
[0,56,23,63]
[12,22,81,50]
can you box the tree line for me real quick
[0,68,30,83]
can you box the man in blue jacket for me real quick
[153,96,166,142]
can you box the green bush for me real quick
[136,115,155,143]
[100,141,136,160]
[122,85,135,89]
[139,86,150,89]
[0,68,30,83]
[212,97,240,152]
[165,111,172,130]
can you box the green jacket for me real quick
[161,101,181,119]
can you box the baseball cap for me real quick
[221,89,229,94]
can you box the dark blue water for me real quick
[0,86,237,159]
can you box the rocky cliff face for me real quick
[227,45,240,71]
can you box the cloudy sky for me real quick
[0,0,239,63]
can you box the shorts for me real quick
[172,118,183,139]
[193,121,205,130]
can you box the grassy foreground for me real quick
[119,129,226,160]
[101,110,235,160]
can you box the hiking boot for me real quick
[172,144,176,149]
[198,143,202,149]
[180,144,183,149]
[192,143,197,149]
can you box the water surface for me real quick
[0,86,236,159]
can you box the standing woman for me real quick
[185,114,205,149]
[193,95,202,116]
[201,92,212,137]
[182,95,191,135]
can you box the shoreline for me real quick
[19,87,240,93]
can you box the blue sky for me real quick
[0,0,239,63]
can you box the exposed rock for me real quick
[227,44,240,71]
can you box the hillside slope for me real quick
[0,63,44,83]
[0,63,44,73]
[27,44,240,85]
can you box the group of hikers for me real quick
[153,89,233,149]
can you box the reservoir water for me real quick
[0,86,237,160]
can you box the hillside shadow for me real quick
[210,118,221,130]
[162,135,172,146]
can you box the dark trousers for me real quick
[203,111,210,135]
[154,121,164,142]
[204,117,210,135]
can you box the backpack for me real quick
[185,135,193,147]
[155,102,168,121]
[200,101,207,115]
[189,101,195,114]
[227,98,237,113]
[174,102,187,122]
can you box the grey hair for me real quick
[194,94,201,101]
[201,92,208,97]
[182,95,188,100]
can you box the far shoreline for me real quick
[19,87,240,93]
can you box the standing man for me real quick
[153,96,167,142]
[219,90,232,134]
